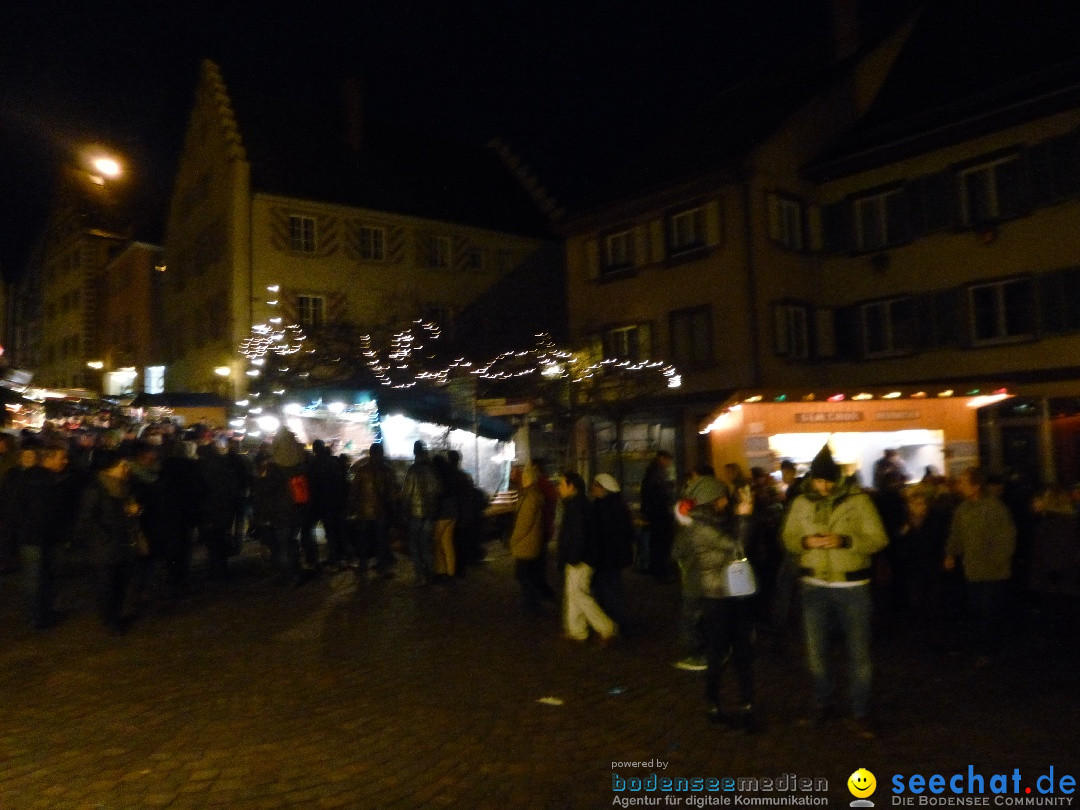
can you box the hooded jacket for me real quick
[782,477,888,583]
[673,505,744,599]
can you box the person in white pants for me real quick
[557,471,617,643]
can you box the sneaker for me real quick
[674,656,708,671]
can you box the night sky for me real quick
[0,0,884,278]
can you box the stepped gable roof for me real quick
[218,68,554,238]
[568,52,844,214]
[807,0,1080,180]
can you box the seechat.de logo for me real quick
[849,768,877,807]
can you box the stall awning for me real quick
[282,385,515,442]
[130,393,232,409]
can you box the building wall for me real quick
[161,60,252,394]
[98,242,162,391]
[810,109,1080,387]
[249,193,547,336]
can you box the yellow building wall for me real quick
[814,109,1080,387]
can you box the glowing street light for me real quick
[91,156,122,178]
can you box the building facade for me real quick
[161,60,558,397]
[565,1,1080,489]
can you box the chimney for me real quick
[342,77,363,152]
[831,0,861,62]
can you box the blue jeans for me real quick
[20,544,56,630]
[800,582,873,718]
[406,517,434,581]
[967,580,1008,657]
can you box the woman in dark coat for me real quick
[75,449,142,635]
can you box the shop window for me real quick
[854,188,907,251]
[669,306,713,369]
[668,206,706,255]
[860,298,915,357]
[773,302,809,360]
[604,323,652,362]
[767,193,804,251]
[968,278,1035,344]
[296,295,325,329]
[288,215,316,253]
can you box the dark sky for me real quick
[0,0,851,276]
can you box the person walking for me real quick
[401,441,440,586]
[431,454,459,581]
[75,449,144,635]
[509,464,547,614]
[347,443,399,578]
[782,444,889,739]
[944,466,1017,666]
[15,442,71,631]
[640,450,676,578]
[673,473,758,731]
[557,471,616,643]
[589,473,636,632]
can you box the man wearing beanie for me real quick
[782,443,888,740]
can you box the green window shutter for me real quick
[649,220,666,263]
[585,239,600,280]
[704,200,722,247]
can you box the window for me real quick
[968,278,1035,344]
[358,226,385,261]
[602,230,634,273]
[669,207,706,254]
[859,298,915,357]
[424,235,452,269]
[466,248,486,272]
[767,194,804,251]
[960,156,1029,226]
[773,303,809,360]
[669,306,713,368]
[296,295,325,329]
[854,188,907,251]
[604,323,652,361]
[288,216,316,253]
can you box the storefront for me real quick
[701,387,1012,486]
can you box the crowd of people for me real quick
[0,423,490,636]
[632,444,1080,740]
[3,423,1078,742]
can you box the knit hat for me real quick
[808,444,842,482]
[685,475,727,506]
[594,473,620,493]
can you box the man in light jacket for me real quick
[782,444,888,740]
[944,466,1016,665]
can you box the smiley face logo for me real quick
[848,768,877,798]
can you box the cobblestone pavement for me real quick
[1,542,1077,809]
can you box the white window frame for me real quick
[358,225,386,262]
[605,323,652,361]
[959,156,1019,226]
[296,295,325,328]
[859,298,914,358]
[854,189,903,252]
[602,230,634,271]
[967,278,1035,345]
[767,193,804,251]
[773,303,809,360]
[288,216,317,253]
[669,207,706,254]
